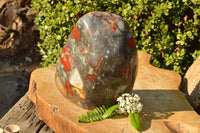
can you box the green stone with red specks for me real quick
[55,11,138,109]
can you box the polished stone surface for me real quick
[55,11,138,109]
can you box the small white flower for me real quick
[116,107,126,114]
[44,25,48,30]
[43,55,48,58]
[126,99,130,104]
[120,101,125,108]
[122,93,130,97]
[117,97,122,102]
[137,103,143,112]
[116,93,143,114]
[133,94,140,102]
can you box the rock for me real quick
[26,9,38,21]
[0,5,18,28]
[16,7,28,17]
[32,24,38,31]
[180,55,200,112]
[25,56,32,62]
[0,0,10,9]
[0,0,40,59]
[16,0,28,7]
[55,11,138,109]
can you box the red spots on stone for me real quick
[127,37,136,48]
[94,79,98,83]
[91,74,98,83]
[93,65,96,71]
[103,44,105,47]
[91,74,96,79]
[60,49,71,72]
[113,24,117,32]
[87,29,91,35]
[60,55,71,72]
[71,25,80,41]
[63,47,67,53]
[85,73,98,82]
[85,73,92,82]
[66,81,73,96]
[85,56,103,83]
[97,56,103,69]
[97,71,101,75]
[118,72,122,76]
[88,61,92,66]
[124,65,131,76]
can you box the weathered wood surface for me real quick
[0,92,54,133]
[28,51,200,133]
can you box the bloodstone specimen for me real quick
[55,11,138,109]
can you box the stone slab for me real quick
[28,51,200,132]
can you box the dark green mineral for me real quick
[55,11,138,109]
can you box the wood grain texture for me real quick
[181,55,200,110]
[28,51,200,133]
[0,93,54,133]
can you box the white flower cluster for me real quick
[116,93,143,114]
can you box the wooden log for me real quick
[180,54,200,112]
[28,51,200,132]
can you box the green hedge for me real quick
[31,0,200,77]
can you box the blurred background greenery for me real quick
[31,0,200,77]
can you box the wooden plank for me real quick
[0,93,54,133]
[28,51,200,132]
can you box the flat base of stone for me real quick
[28,51,200,132]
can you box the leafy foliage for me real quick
[31,0,200,77]
[78,105,116,123]
[102,104,119,119]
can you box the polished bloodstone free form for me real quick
[55,11,138,109]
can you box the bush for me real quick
[31,0,200,77]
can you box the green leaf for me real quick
[78,105,107,123]
[102,104,119,119]
[134,112,142,131]
[74,0,80,4]
[129,112,139,131]
[129,112,142,131]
